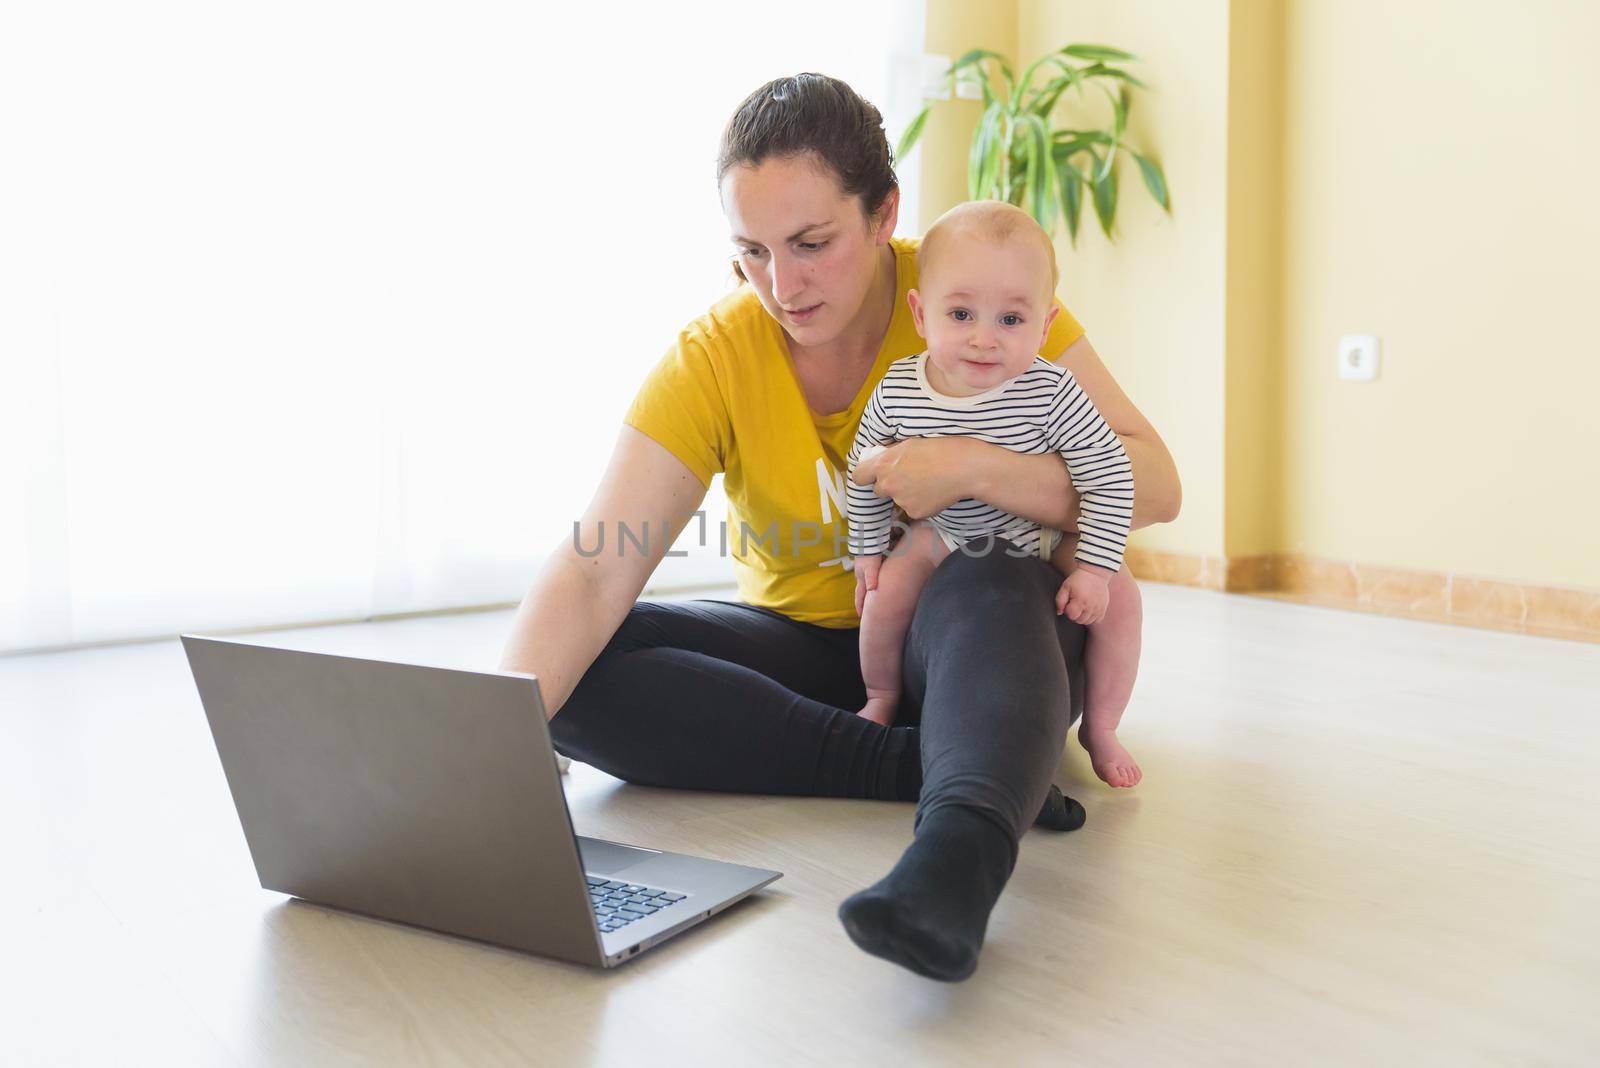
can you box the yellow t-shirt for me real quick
[624,235,1085,629]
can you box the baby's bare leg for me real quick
[859,521,950,725]
[1048,536,1145,788]
[1080,566,1143,787]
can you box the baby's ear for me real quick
[907,289,926,335]
[1039,301,1059,345]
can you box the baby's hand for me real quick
[1055,566,1111,624]
[853,554,884,617]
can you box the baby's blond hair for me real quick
[917,200,1059,298]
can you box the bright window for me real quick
[0,1,926,651]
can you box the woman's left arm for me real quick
[852,335,1182,531]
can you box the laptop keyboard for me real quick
[585,875,690,935]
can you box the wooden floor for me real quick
[4,583,1598,1065]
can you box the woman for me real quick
[500,74,1180,981]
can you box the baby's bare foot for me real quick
[858,696,899,727]
[1079,726,1142,788]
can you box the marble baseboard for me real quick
[1122,548,1231,591]
[1124,549,1600,644]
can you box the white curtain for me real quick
[0,0,927,654]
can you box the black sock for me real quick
[837,804,1017,981]
[1033,784,1087,831]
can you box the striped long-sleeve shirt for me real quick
[846,352,1134,572]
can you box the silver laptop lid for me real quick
[181,635,603,967]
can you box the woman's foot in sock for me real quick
[1033,784,1087,831]
[837,805,1016,982]
[1079,725,1142,787]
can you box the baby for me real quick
[846,201,1144,788]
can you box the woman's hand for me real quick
[850,437,978,519]
[853,554,884,617]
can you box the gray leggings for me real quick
[550,540,1086,841]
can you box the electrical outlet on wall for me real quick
[1338,334,1380,381]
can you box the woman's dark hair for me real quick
[717,73,899,222]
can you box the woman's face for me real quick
[720,154,896,348]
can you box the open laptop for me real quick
[181,635,781,968]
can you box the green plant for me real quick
[897,43,1170,244]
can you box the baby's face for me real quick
[910,231,1058,396]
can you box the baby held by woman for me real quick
[846,201,1144,788]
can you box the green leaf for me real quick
[968,102,1003,200]
[1094,138,1118,183]
[949,48,1014,99]
[1039,166,1059,232]
[894,106,931,161]
[1015,53,1053,103]
[1059,164,1083,245]
[1054,128,1113,146]
[1047,57,1092,102]
[1080,63,1148,90]
[1053,137,1098,160]
[1017,113,1056,231]
[949,48,1001,76]
[967,106,990,199]
[1063,43,1137,62]
[996,111,1014,195]
[1052,144,1090,185]
[1030,71,1080,118]
[1104,84,1128,140]
[988,111,1009,191]
[1045,57,1081,79]
[1131,150,1171,211]
[1090,157,1119,239]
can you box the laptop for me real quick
[181,634,782,968]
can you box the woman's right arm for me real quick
[498,425,710,720]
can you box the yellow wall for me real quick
[923,1,1600,589]
[1222,1,1284,560]
[1279,0,1600,588]
[1017,0,1232,560]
